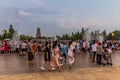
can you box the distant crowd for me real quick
[0,39,120,72]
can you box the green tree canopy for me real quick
[9,24,15,39]
[102,30,107,40]
[113,30,120,40]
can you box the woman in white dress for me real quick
[68,41,75,69]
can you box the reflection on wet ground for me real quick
[0,51,120,75]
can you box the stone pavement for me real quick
[0,51,120,80]
[0,67,120,80]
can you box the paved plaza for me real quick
[0,67,120,80]
[0,51,120,80]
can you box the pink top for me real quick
[4,43,8,51]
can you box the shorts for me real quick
[21,48,26,52]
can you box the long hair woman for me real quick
[68,41,75,69]
[50,44,61,72]
[41,42,51,71]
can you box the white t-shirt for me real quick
[104,43,107,48]
[16,44,19,48]
[92,44,97,52]
[107,49,112,54]
[10,43,16,49]
[77,43,80,49]
[83,42,86,48]
[21,42,27,49]
[68,45,74,57]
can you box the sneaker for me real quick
[41,67,45,70]
[51,68,56,70]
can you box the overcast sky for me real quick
[0,0,120,37]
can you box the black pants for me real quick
[16,48,19,53]
[82,47,86,52]
[93,51,96,62]
[96,54,102,65]
[28,52,34,61]
[62,54,67,60]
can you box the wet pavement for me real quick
[0,51,120,75]
[0,51,120,80]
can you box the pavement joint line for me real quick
[63,66,119,72]
[0,66,120,77]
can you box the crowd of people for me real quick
[0,39,120,72]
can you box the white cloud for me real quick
[83,18,97,28]
[25,0,47,8]
[58,17,99,30]
[58,18,65,28]
[19,10,31,16]
[58,18,80,29]
[7,3,15,7]
[8,19,21,23]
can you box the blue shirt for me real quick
[61,45,67,54]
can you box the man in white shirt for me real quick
[21,41,27,56]
[92,41,97,62]
[82,40,86,52]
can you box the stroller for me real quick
[102,49,112,66]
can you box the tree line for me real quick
[0,25,120,41]
[56,28,120,40]
[0,25,30,40]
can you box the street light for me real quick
[112,32,115,37]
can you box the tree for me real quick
[81,28,85,35]
[20,35,30,40]
[107,33,112,40]
[94,30,98,40]
[56,35,61,40]
[0,35,3,40]
[6,33,11,39]
[2,29,7,39]
[9,24,15,39]
[102,30,107,40]
[91,31,94,40]
[113,30,120,40]
[106,30,120,40]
